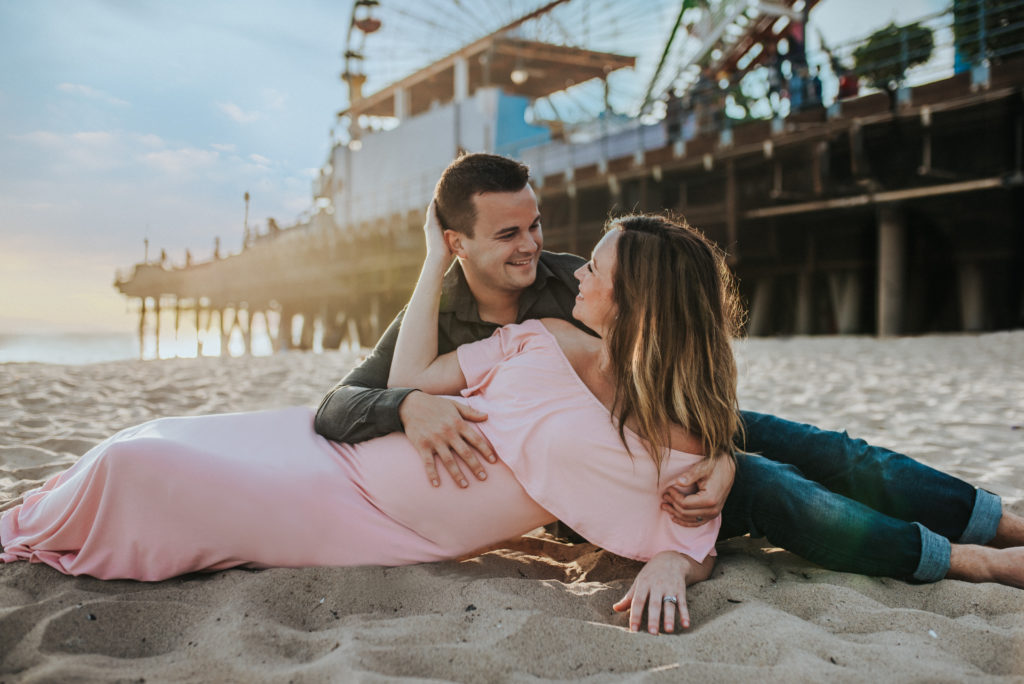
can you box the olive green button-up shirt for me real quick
[313,250,588,444]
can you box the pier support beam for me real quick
[747,277,775,336]
[173,299,182,356]
[828,271,862,334]
[725,160,738,251]
[795,273,814,335]
[876,206,906,336]
[194,302,202,356]
[322,308,346,350]
[138,297,147,359]
[277,307,294,351]
[243,308,253,355]
[211,309,222,355]
[370,297,381,344]
[957,262,986,331]
[154,298,162,359]
[221,308,236,356]
[298,312,315,351]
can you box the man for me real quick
[315,153,1009,587]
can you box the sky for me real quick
[0,0,948,334]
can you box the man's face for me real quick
[448,185,543,297]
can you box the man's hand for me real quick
[399,391,497,488]
[661,454,735,527]
[612,551,699,634]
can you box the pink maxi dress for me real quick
[1,321,720,581]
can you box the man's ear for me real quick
[444,229,466,258]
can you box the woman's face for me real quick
[573,229,619,335]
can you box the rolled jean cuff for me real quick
[912,523,951,583]
[958,488,1002,545]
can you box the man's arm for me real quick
[314,308,495,487]
[314,311,413,444]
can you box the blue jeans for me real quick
[722,412,1003,582]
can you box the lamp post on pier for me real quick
[243,191,251,247]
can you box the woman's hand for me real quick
[661,454,735,527]
[612,551,713,634]
[424,199,453,267]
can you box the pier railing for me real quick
[116,0,1024,354]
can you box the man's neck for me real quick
[463,273,522,326]
[474,289,521,326]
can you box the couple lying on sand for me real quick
[3,153,1022,636]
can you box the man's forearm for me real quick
[313,309,408,443]
[314,383,415,443]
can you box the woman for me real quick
[0,211,739,635]
[4,211,1021,637]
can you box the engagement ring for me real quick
[663,596,678,605]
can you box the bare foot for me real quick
[991,511,1024,549]
[948,544,1024,589]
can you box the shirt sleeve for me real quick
[314,309,416,443]
[455,320,543,394]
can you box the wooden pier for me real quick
[115,58,1024,354]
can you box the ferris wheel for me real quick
[339,0,704,130]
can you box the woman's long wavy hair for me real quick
[605,214,744,473]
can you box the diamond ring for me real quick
[663,595,678,605]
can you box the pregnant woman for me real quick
[0,212,741,637]
[4,210,1021,637]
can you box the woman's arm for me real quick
[612,550,715,634]
[387,201,467,395]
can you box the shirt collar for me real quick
[438,254,560,323]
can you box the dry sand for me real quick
[1,332,1022,682]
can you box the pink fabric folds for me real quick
[1,320,718,581]
[457,319,720,563]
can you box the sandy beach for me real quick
[2,332,1022,682]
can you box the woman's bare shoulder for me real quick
[539,318,599,356]
[538,317,581,340]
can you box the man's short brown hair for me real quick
[434,153,530,237]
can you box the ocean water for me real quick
[0,321,310,365]
[0,332,139,365]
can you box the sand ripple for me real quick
[2,333,1022,681]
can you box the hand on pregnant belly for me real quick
[348,433,553,554]
[398,391,497,488]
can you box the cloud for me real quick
[71,131,116,145]
[13,130,64,147]
[13,129,135,170]
[217,101,260,123]
[143,147,219,175]
[248,153,271,165]
[57,82,130,107]
[262,88,287,110]
[12,129,223,177]
[210,142,236,153]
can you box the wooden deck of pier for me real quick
[115,58,1024,354]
